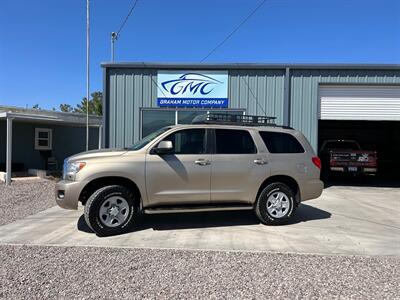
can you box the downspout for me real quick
[283,67,291,126]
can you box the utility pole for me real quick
[111,32,118,62]
[86,0,90,151]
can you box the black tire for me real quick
[84,185,136,236]
[255,182,296,225]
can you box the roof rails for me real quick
[192,113,277,127]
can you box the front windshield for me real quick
[130,127,171,150]
[325,141,360,150]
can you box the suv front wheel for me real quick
[84,185,136,236]
[255,182,296,225]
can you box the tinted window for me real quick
[215,129,256,154]
[142,110,175,137]
[163,129,206,154]
[260,131,304,153]
[177,111,207,124]
[323,141,360,150]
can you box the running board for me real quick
[144,204,253,214]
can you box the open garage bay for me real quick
[318,120,400,180]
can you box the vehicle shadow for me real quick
[77,203,331,235]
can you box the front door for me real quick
[145,128,211,207]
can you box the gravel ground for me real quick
[0,179,56,226]
[0,245,399,299]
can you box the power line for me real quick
[117,0,140,36]
[111,0,140,61]
[200,0,267,62]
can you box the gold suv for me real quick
[56,114,323,236]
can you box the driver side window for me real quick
[162,129,206,154]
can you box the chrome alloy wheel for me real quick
[266,191,290,218]
[99,196,130,228]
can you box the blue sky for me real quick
[1,0,399,110]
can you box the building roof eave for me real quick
[0,112,102,127]
[100,62,400,70]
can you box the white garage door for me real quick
[319,86,400,121]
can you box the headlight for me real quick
[63,160,86,180]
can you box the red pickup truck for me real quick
[320,140,377,176]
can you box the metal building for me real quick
[102,63,400,176]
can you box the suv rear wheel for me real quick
[255,182,296,225]
[84,185,136,236]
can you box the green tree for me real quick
[74,91,102,116]
[59,103,73,113]
[32,104,41,109]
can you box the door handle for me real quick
[194,159,210,166]
[254,158,267,165]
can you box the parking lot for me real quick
[0,179,399,256]
[1,179,399,299]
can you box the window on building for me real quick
[162,129,206,154]
[35,128,52,150]
[177,110,244,124]
[177,110,208,124]
[215,129,256,154]
[259,131,304,153]
[141,109,245,138]
[142,110,175,138]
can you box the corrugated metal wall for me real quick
[106,66,400,151]
[107,68,285,148]
[290,69,400,150]
[228,70,285,118]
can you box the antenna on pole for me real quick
[86,0,90,151]
[110,0,140,61]
[111,32,118,62]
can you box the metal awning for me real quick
[0,111,102,126]
[1,111,103,185]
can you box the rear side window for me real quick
[260,131,304,153]
[215,129,257,154]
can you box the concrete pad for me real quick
[0,185,399,256]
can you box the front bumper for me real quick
[55,180,84,210]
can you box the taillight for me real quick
[312,156,321,169]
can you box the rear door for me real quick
[210,128,270,203]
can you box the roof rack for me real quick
[192,113,277,127]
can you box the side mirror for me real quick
[154,140,173,154]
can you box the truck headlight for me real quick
[63,160,86,180]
